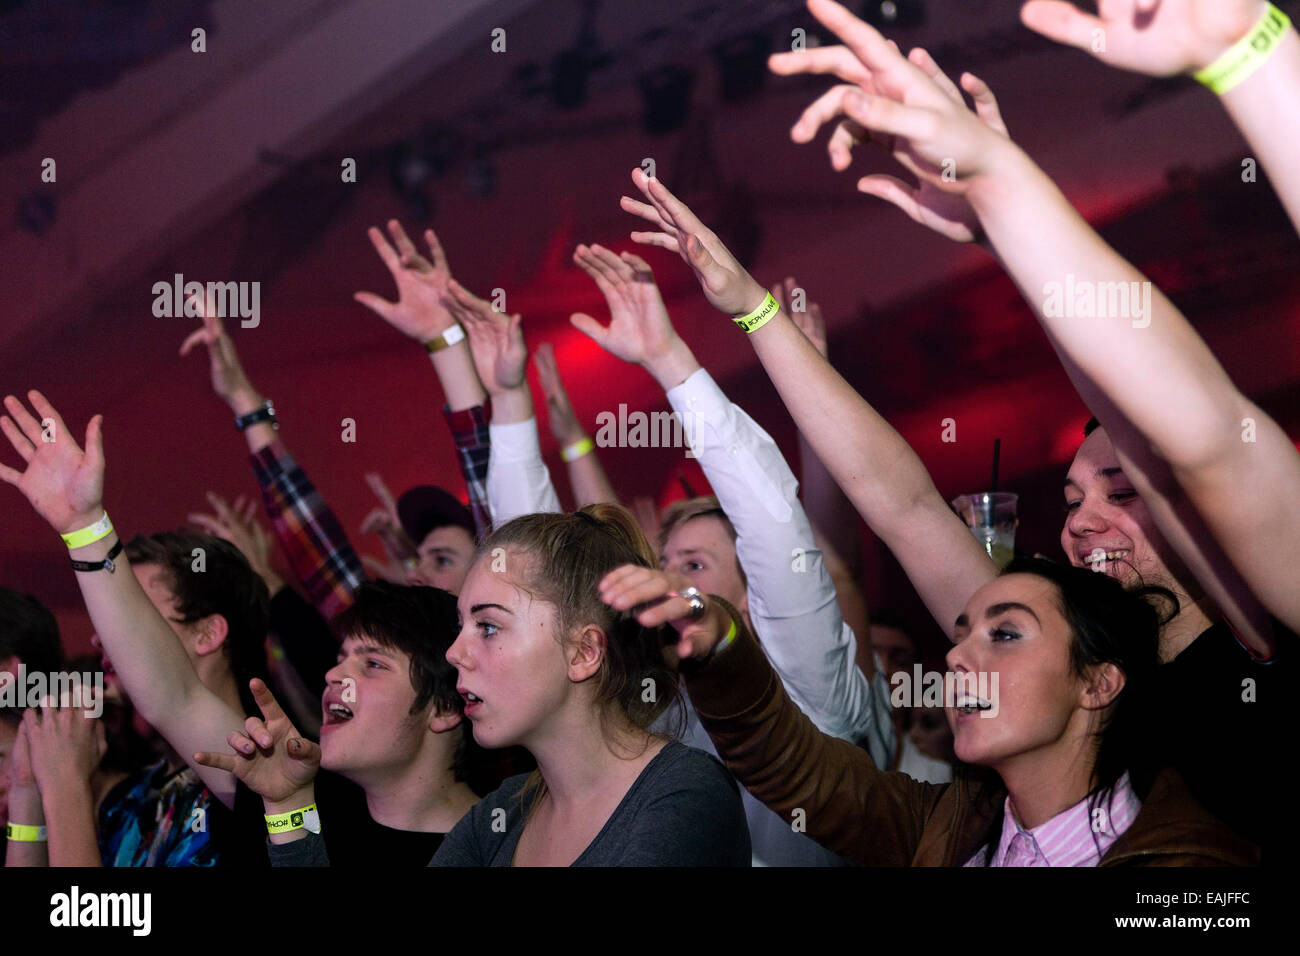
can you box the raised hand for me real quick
[621,169,768,316]
[570,244,684,367]
[179,308,262,411]
[354,220,458,341]
[445,280,526,397]
[23,698,107,794]
[193,678,320,804]
[598,564,734,664]
[0,391,104,535]
[188,491,284,593]
[1021,0,1267,77]
[533,343,584,445]
[772,277,828,359]
[767,1,1016,201]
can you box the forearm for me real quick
[4,787,49,866]
[971,147,1248,471]
[427,342,488,412]
[565,447,621,508]
[69,533,210,729]
[745,310,995,637]
[684,606,927,865]
[486,416,563,525]
[251,441,367,620]
[43,783,102,867]
[1220,22,1300,236]
[229,388,277,455]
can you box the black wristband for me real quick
[235,400,278,432]
[70,539,125,574]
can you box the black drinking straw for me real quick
[990,438,1001,494]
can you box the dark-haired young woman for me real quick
[432,504,751,866]
[601,556,1258,866]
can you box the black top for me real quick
[1149,620,1286,863]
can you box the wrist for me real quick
[228,389,266,417]
[7,786,45,823]
[966,141,1039,221]
[60,508,108,538]
[644,338,701,392]
[263,786,316,818]
[489,387,533,425]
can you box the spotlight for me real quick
[640,66,695,136]
[862,0,925,29]
[713,33,770,103]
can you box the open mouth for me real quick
[322,703,354,726]
[954,695,994,716]
[1082,549,1127,570]
[459,689,484,714]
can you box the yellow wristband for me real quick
[1195,3,1291,95]
[424,324,466,353]
[560,437,594,462]
[60,512,113,550]
[6,822,48,842]
[707,617,738,661]
[264,804,321,835]
[733,292,780,334]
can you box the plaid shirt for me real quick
[445,404,492,540]
[250,405,490,621]
[251,440,367,621]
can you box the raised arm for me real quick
[533,342,621,508]
[4,719,48,866]
[777,0,1297,638]
[446,282,563,524]
[619,168,996,640]
[571,243,889,752]
[0,391,245,806]
[180,311,366,620]
[1023,0,1300,234]
[775,277,871,644]
[354,221,494,538]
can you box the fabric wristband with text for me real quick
[561,436,595,462]
[6,823,48,842]
[61,512,113,550]
[424,324,466,353]
[733,292,780,334]
[1195,3,1292,95]
[265,804,321,835]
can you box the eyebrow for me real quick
[1064,466,1128,491]
[341,643,397,658]
[470,603,513,616]
[986,602,1041,625]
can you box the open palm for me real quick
[0,391,104,535]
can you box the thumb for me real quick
[1019,1,1101,53]
[569,312,608,347]
[83,415,105,472]
[353,291,394,321]
[287,735,321,764]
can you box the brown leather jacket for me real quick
[682,605,1258,867]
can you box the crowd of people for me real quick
[1,0,1295,868]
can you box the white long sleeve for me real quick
[486,417,562,526]
[667,368,893,763]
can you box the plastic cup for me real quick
[951,492,1019,569]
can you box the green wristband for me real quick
[733,292,780,334]
[1194,3,1291,95]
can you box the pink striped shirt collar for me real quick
[965,771,1142,867]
